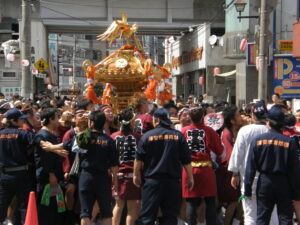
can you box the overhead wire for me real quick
[40,0,223,10]
[41,4,98,26]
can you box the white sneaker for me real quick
[178,218,188,225]
[3,219,13,225]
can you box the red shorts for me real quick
[182,167,217,198]
[117,178,141,200]
[216,165,240,203]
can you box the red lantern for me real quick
[240,38,248,52]
[199,76,205,86]
[213,67,221,75]
[256,56,260,71]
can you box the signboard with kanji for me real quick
[1,87,21,99]
[273,56,300,98]
[34,58,48,73]
[247,42,258,66]
[279,40,293,51]
[35,73,47,79]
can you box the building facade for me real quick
[166,24,237,103]
[223,0,300,105]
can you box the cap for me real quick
[14,100,22,106]
[153,108,172,126]
[252,101,268,119]
[267,107,285,123]
[4,109,28,120]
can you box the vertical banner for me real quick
[273,56,300,98]
[48,34,58,85]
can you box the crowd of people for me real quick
[0,91,300,225]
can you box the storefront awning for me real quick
[215,70,236,77]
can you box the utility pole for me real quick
[21,0,32,98]
[72,34,77,90]
[258,0,268,100]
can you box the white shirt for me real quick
[228,123,268,194]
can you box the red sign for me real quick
[247,42,258,66]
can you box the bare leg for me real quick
[7,197,17,221]
[223,202,237,225]
[179,199,187,221]
[81,217,91,225]
[234,202,243,221]
[101,217,112,225]
[126,200,141,225]
[197,199,206,223]
[112,199,125,225]
[91,201,100,223]
[65,183,76,210]
[294,201,300,223]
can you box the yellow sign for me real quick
[34,58,48,73]
[279,40,293,51]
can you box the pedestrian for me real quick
[244,107,300,225]
[174,107,191,131]
[100,105,118,136]
[216,106,243,225]
[111,109,142,225]
[0,109,34,225]
[76,111,118,225]
[294,109,300,131]
[21,104,41,134]
[134,107,193,225]
[228,101,278,225]
[282,113,300,223]
[62,109,89,225]
[181,107,224,225]
[34,108,66,225]
[133,98,154,135]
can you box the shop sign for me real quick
[35,73,47,79]
[279,40,293,51]
[171,46,203,69]
[1,87,21,99]
[247,42,270,66]
[273,56,300,98]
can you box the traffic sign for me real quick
[34,58,48,73]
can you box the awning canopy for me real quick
[215,70,236,77]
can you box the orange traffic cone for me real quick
[25,191,39,225]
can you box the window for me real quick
[3,72,16,78]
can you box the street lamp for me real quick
[234,0,259,22]
[234,0,247,17]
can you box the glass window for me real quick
[3,72,16,78]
